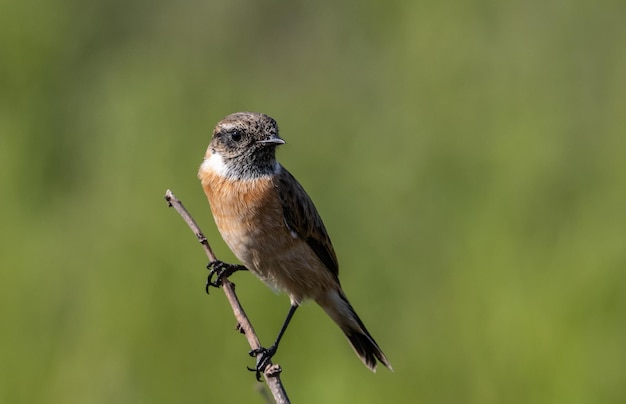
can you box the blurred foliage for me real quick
[1,0,625,402]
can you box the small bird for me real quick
[198,112,391,377]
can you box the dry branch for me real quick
[164,189,290,404]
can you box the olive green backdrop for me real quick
[1,0,625,403]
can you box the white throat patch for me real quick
[202,151,230,177]
[201,150,282,179]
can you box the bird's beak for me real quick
[256,136,285,146]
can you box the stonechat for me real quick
[198,112,391,376]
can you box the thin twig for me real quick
[164,189,290,404]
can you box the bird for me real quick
[198,112,391,377]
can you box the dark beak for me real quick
[256,136,285,145]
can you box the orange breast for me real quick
[198,155,338,302]
[199,164,283,266]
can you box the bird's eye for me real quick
[230,130,242,142]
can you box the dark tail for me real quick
[317,289,392,372]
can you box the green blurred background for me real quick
[1,0,625,402]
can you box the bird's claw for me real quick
[247,346,276,382]
[205,261,246,294]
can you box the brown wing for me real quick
[277,166,339,279]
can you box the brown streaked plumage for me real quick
[198,112,391,374]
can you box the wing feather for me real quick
[277,167,339,278]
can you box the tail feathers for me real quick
[318,290,392,372]
[345,327,392,372]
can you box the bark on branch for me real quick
[164,189,290,404]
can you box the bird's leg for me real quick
[206,260,247,293]
[248,304,299,381]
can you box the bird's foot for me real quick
[247,345,277,382]
[205,261,247,293]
